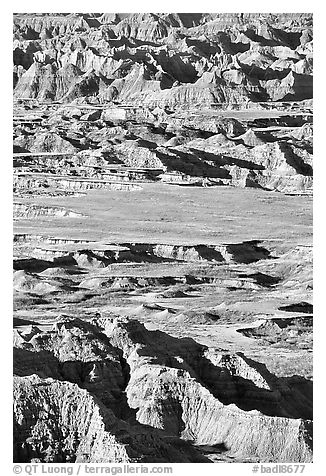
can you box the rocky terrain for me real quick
[13,13,313,464]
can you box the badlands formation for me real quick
[13,13,313,463]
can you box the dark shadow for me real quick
[241,63,293,82]
[13,145,32,154]
[243,28,280,46]
[279,302,313,313]
[278,142,313,176]
[225,240,272,263]
[156,148,232,178]
[196,442,229,454]
[14,258,55,273]
[13,317,39,327]
[248,115,312,129]
[198,352,312,420]
[280,74,313,102]
[187,147,266,171]
[272,28,302,49]
[238,272,282,287]
[121,320,313,421]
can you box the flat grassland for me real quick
[15,183,312,251]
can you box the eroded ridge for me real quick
[13,316,312,463]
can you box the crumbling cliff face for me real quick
[14,375,206,463]
[13,13,312,105]
[13,316,312,463]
